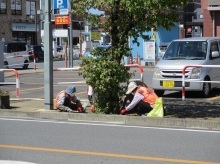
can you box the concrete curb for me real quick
[0,109,219,130]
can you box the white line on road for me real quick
[0,118,219,134]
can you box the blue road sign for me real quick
[53,0,69,15]
[54,0,68,9]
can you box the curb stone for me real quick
[0,109,219,130]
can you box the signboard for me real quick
[12,23,38,32]
[55,16,70,25]
[91,32,101,40]
[53,0,68,15]
[143,40,155,61]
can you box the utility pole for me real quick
[35,8,37,45]
[44,1,53,110]
[69,12,73,67]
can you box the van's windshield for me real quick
[163,41,207,60]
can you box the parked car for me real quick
[29,45,44,62]
[4,42,29,69]
[152,37,220,98]
[57,45,63,52]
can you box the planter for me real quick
[0,95,10,109]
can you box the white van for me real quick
[152,37,220,97]
[4,42,29,69]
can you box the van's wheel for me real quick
[201,78,211,98]
[23,60,29,69]
[154,90,165,97]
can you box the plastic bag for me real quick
[147,97,164,117]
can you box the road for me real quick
[1,60,220,119]
[2,60,220,101]
[1,60,155,100]
[0,118,220,164]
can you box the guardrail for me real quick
[124,64,143,82]
[53,64,144,84]
[0,69,20,97]
[182,65,220,100]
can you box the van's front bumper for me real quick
[152,78,204,91]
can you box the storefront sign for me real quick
[91,32,101,40]
[12,23,37,32]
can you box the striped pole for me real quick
[0,69,20,97]
[125,64,144,82]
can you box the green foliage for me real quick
[73,0,189,113]
[80,48,132,114]
[72,0,189,52]
[0,90,10,96]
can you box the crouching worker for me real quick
[55,85,84,112]
[120,81,158,115]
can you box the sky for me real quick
[89,8,104,15]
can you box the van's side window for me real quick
[7,43,16,52]
[6,43,26,53]
[210,41,219,59]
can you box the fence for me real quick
[0,69,20,97]
[124,64,143,82]
[182,65,220,100]
[53,64,144,85]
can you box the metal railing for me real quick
[0,69,20,97]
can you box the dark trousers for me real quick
[123,94,153,114]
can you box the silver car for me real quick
[152,37,220,97]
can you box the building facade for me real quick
[0,0,41,45]
[179,0,203,38]
[202,0,220,37]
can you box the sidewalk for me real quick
[0,97,220,130]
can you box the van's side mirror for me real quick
[211,51,219,58]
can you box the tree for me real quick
[72,0,189,114]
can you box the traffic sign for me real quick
[53,0,69,15]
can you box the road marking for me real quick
[10,85,87,95]
[0,160,37,164]
[207,96,220,101]
[1,118,220,134]
[10,98,88,101]
[0,144,219,164]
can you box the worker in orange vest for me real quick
[120,81,158,115]
[55,85,84,112]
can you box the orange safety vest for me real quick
[136,87,158,105]
[54,90,68,108]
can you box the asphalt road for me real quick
[0,118,220,164]
[2,60,220,100]
[1,60,220,119]
[1,60,155,100]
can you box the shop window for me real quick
[0,0,7,14]
[11,0,22,15]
